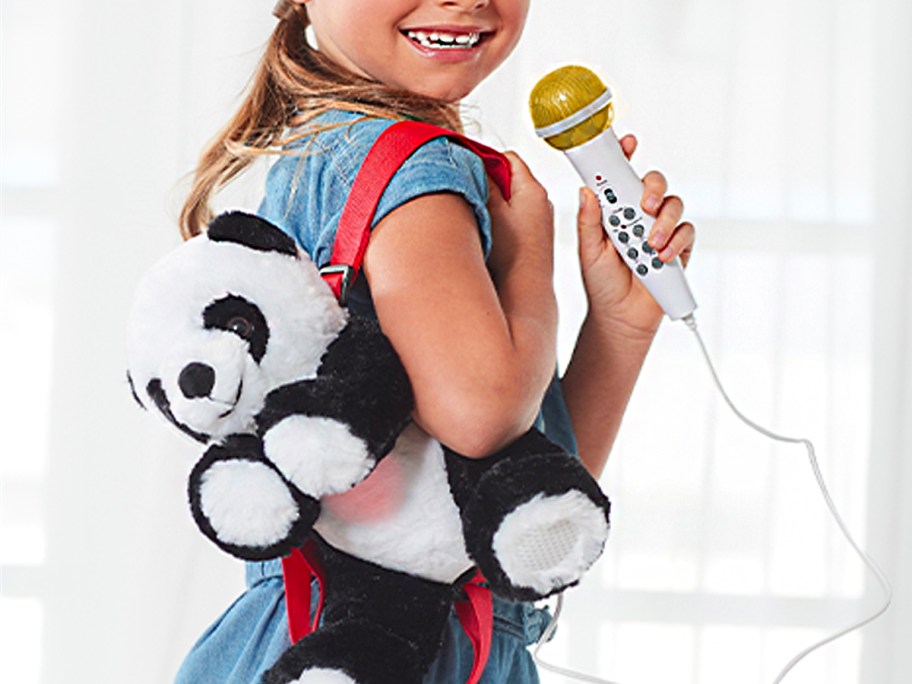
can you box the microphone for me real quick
[530,65,697,320]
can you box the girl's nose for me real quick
[439,0,490,11]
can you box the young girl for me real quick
[175,1,695,682]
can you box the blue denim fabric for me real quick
[257,110,494,268]
[175,111,577,683]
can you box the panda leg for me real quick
[189,435,319,561]
[264,539,453,684]
[264,622,421,684]
[448,430,611,602]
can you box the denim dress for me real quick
[175,111,579,684]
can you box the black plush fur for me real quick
[257,317,414,465]
[202,294,270,362]
[264,537,454,684]
[446,430,612,602]
[207,211,298,256]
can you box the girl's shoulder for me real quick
[259,110,494,265]
[286,110,485,190]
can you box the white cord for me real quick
[531,314,892,684]
[682,313,893,682]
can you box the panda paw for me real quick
[489,490,609,597]
[460,448,611,601]
[263,415,376,498]
[189,435,319,560]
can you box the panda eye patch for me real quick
[203,295,269,363]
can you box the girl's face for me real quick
[297,0,529,102]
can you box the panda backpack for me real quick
[126,121,612,684]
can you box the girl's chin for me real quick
[408,83,473,103]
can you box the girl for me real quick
[176,0,695,682]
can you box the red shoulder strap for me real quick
[454,570,494,684]
[282,541,325,643]
[320,120,512,303]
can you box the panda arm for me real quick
[256,317,414,496]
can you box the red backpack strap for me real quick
[281,540,325,643]
[284,547,494,680]
[320,119,512,303]
[454,570,494,684]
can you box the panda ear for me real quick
[207,212,298,257]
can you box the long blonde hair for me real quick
[179,3,462,238]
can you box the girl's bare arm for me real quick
[363,154,557,458]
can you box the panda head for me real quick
[126,211,348,443]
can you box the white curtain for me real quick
[1,1,909,682]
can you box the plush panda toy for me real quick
[127,211,611,684]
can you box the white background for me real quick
[1,1,910,683]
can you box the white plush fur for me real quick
[316,423,473,584]
[264,415,374,497]
[127,237,347,439]
[292,669,356,684]
[492,491,609,594]
[199,459,300,547]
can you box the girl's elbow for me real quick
[424,403,536,459]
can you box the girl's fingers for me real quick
[577,187,605,259]
[502,151,536,194]
[657,221,696,266]
[647,194,684,251]
[641,170,667,215]
[619,134,638,160]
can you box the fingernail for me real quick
[644,195,661,214]
[649,231,666,248]
[659,246,674,261]
[579,187,587,207]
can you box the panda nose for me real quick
[178,362,216,399]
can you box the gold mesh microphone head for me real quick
[529,65,615,150]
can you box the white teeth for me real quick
[406,30,481,49]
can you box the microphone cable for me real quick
[531,314,892,683]
[682,313,892,682]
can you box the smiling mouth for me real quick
[403,29,488,50]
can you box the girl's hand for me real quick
[487,152,555,286]
[576,134,695,336]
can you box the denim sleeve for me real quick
[257,115,493,271]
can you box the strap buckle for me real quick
[319,264,356,305]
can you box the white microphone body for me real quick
[564,129,697,320]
